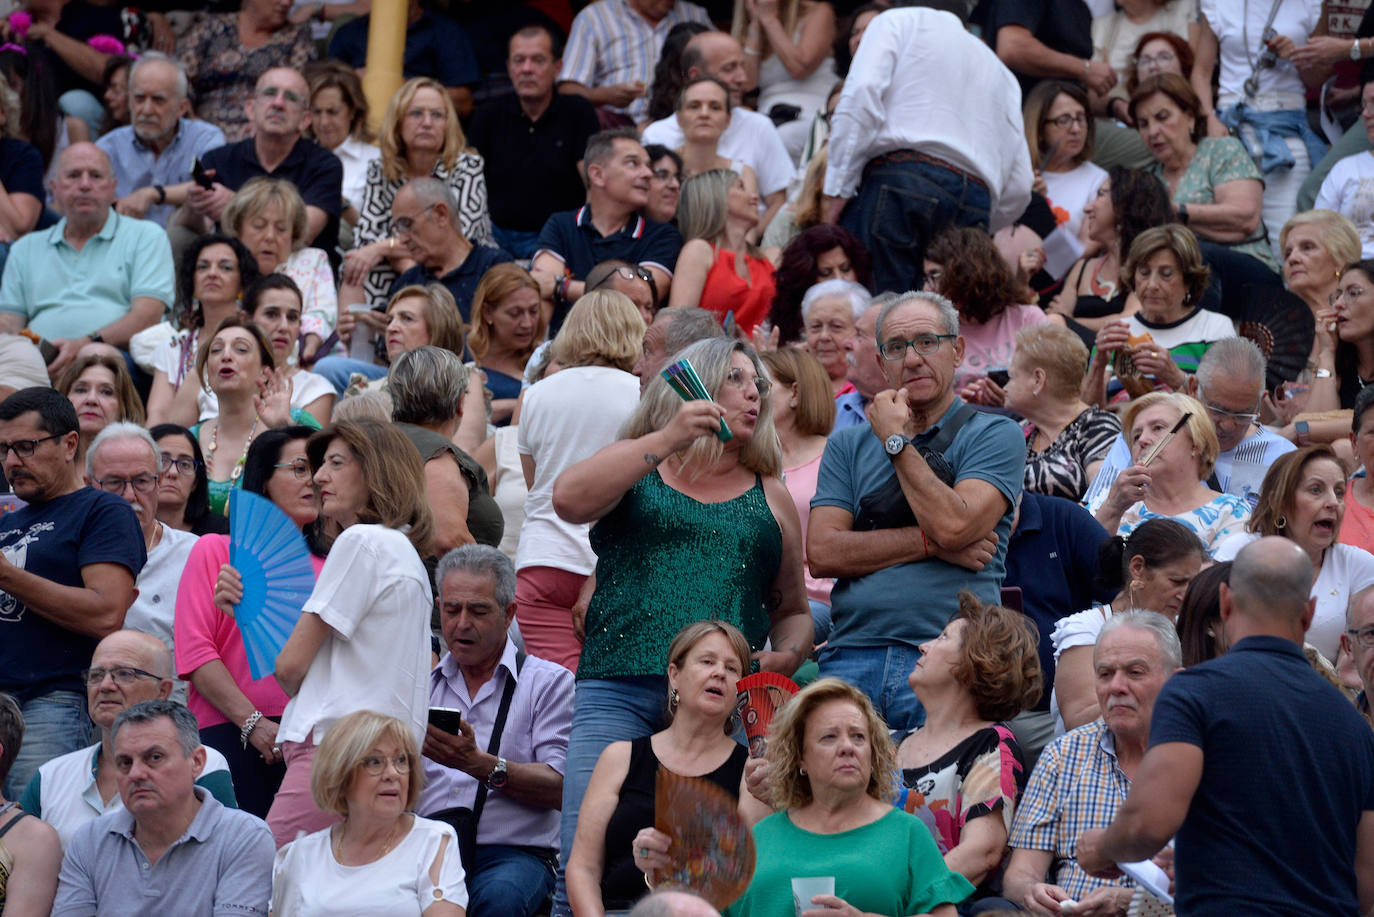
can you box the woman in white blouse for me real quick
[306,61,380,225]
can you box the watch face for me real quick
[885,434,905,456]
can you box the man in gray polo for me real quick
[52,699,273,917]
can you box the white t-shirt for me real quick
[1092,0,1197,97]
[333,135,381,216]
[124,524,199,705]
[1126,308,1236,352]
[271,816,467,916]
[1214,534,1374,660]
[277,524,433,746]
[1316,151,1374,257]
[1043,160,1108,239]
[1049,603,1113,736]
[641,107,795,198]
[1202,0,1321,100]
[517,366,641,574]
[491,425,527,563]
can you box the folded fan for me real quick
[229,490,316,680]
[652,768,756,908]
[735,672,799,757]
[661,358,732,442]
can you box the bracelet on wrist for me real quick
[240,710,264,749]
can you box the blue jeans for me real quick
[5,689,93,799]
[469,844,556,917]
[312,356,387,393]
[59,89,105,137]
[818,645,926,732]
[493,225,541,260]
[841,156,991,296]
[551,675,668,917]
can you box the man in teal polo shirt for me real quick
[0,143,173,378]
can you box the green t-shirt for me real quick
[726,808,974,917]
[1150,135,1277,271]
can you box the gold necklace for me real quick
[333,816,404,865]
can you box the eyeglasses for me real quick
[359,753,410,775]
[82,666,162,687]
[651,168,680,185]
[1332,285,1367,306]
[96,474,159,495]
[274,459,312,480]
[723,367,772,397]
[257,85,305,106]
[392,203,437,236]
[1347,625,1374,649]
[1043,113,1088,129]
[1135,51,1177,68]
[160,454,201,475]
[1202,402,1259,427]
[590,264,660,305]
[0,433,63,460]
[880,334,957,361]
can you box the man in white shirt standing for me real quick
[822,1,1032,295]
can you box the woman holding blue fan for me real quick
[550,336,812,915]
[174,425,324,818]
[265,420,435,848]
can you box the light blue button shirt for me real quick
[96,119,226,226]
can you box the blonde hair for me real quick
[1013,323,1090,401]
[792,147,828,230]
[761,348,834,436]
[665,621,752,732]
[221,177,308,251]
[1280,210,1361,274]
[310,710,424,815]
[379,77,466,184]
[552,290,645,372]
[731,0,800,48]
[468,263,544,364]
[764,678,897,810]
[623,337,781,477]
[387,284,466,358]
[1122,391,1220,480]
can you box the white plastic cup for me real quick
[791,876,835,917]
[346,302,376,363]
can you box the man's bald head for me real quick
[93,630,174,679]
[681,32,748,104]
[1227,537,1315,625]
[629,890,722,917]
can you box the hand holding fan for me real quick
[228,490,316,680]
[651,768,756,908]
[661,358,732,442]
[735,672,798,757]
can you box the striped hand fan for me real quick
[229,490,316,680]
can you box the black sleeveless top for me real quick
[600,736,748,908]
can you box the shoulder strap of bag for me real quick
[471,651,525,824]
[922,403,979,456]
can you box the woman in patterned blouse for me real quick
[340,77,494,312]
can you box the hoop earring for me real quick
[668,688,679,715]
[1275,514,1287,531]
[799,766,807,776]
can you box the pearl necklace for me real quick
[207,415,258,485]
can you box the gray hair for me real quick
[657,306,726,354]
[875,291,960,345]
[331,389,394,423]
[388,346,471,426]
[112,699,202,757]
[1097,609,1183,671]
[129,51,189,103]
[435,544,517,609]
[404,177,464,232]
[1195,337,1265,400]
[800,278,870,324]
[86,421,160,478]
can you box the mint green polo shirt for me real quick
[0,209,174,340]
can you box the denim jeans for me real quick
[841,157,991,296]
[818,644,926,732]
[492,225,542,260]
[469,844,556,917]
[5,689,92,800]
[551,675,668,917]
[312,356,388,393]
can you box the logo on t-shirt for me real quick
[0,521,53,623]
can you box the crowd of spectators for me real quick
[4,0,1374,914]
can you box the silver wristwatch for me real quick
[884,434,910,457]
[485,756,509,789]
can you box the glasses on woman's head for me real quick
[274,458,312,480]
[724,367,772,397]
[96,474,159,495]
[359,753,410,776]
[160,454,200,475]
[1135,51,1177,68]
[1043,113,1088,130]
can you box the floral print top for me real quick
[1118,492,1252,556]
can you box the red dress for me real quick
[697,246,777,335]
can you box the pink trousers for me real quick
[514,566,587,672]
[265,738,342,848]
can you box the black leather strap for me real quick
[471,651,525,825]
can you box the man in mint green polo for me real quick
[0,142,172,378]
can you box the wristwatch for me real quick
[485,756,509,790]
[88,331,104,344]
[1177,204,1190,225]
[1353,38,1364,61]
[1295,420,1311,446]
[1314,368,1333,380]
[884,434,910,457]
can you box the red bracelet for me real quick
[920,529,931,557]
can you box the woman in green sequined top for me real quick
[551,337,813,912]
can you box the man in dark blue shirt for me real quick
[328,0,480,117]
[1078,537,1374,917]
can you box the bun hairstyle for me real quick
[1096,517,1206,594]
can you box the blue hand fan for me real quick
[228,490,317,680]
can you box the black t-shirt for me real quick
[467,94,601,233]
[0,138,45,205]
[389,244,514,323]
[983,0,1092,96]
[200,136,344,259]
[52,1,126,96]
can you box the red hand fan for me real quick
[735,672,799,758]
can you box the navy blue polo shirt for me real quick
[200,137,344,258]
[0,138,44,206]
[533,205,683,281]
[1151,635,1374,916]
[328,11,479,87]
[1003,492,1112,711]
[389,244,513,323]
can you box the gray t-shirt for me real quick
[53,788,273,917]
[811,399,1025,650]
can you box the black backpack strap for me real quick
[921,402,979,455]
[471,651,525,824]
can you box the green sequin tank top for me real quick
[579,470,783,681]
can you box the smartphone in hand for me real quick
[428,707,464,734]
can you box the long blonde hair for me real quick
[378,77,467,183]
[731,0,801,47]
